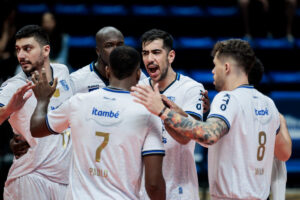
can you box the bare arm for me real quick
[30,69,57,138]
[131,84,229,145]
[162,110,228,145]
[144,155,165,200]
[161,95,191,144]
[0,82,33,125]
[274,113,292,161]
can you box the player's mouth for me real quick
[146,64,160,78]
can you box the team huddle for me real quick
[0,25,292,200]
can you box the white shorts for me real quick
[4,173,67,200]
[271,158,287,200]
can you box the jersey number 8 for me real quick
[257,131,266,161]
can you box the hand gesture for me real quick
[6,82,33,113]
[161,95,187,117]
[201,90,210,113]
[131,83,165,116]
[31,68,58,102]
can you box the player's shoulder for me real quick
[0,72,26,89]
[177,73,204,89]
[70,64,91,80]
[51,63,70,77]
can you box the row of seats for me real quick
[17,4,239,17]
[68,35,300,49]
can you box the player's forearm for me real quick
[161,109,227,145]
[0,106,13,125]
[146,178,166,200]
[275,114,292,161]
[30,100,51,138]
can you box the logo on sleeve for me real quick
[88,85,100,92]
[60,80,69,91]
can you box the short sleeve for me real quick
[70,73,78,95]
[46,98,72,134]
[207,91,239,130]
[182,84,205,121]
[142,114,165,156]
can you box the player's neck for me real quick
[94,61,107,79]
[153,66,176,92]
[109,78,137,92]
[226,74,249,91]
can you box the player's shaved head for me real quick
[95,26,124,48]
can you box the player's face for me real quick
[142,39,174,82]
[15,37,48,76]
[98,34,124,66]
[212,55,226,91]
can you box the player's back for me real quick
[208,85,280,199]
[65,87,164,200]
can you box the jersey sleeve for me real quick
[207,91,239,130]
[70,72,78,95]
[46,97,73,134]
[142,113,165,156]
[182,83,205,121]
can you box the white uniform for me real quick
[207,85,280,200]
[0,64,72,200]
[46,87,165,200]
[271,158,287,200]
[139,73,204,200]
[70,61,147,94]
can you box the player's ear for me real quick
[43,45,50,57]
[105,65,110,79]
[168,50,175,64]
[225,62,230,74]
[136,67,141,82]
[96,47,100,56]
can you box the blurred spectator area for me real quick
[0,0,299,195]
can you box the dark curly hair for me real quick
[109,45,140,80]
[211,39,255,74]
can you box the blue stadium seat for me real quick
[92,5,127,16]
[68,36,95,48]
[131,5,167,16]
[178,37,214,49]
[168,6,205,17]
[54,4,88,15]
[206,6,239,17]
[17,4,49,14]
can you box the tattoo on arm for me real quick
[164,110,229,145]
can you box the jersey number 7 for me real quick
[95,132,109,162]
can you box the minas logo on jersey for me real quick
[92,107,119,118]
[255,108,268,116]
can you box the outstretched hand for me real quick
[31,68,58,101]
[131,83,165,116]
[6,81,34,113]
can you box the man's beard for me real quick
[23,54,45,77]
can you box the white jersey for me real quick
[139,73,204,200]
[271,158,287,200]
[46,87,165,200]
[0,63,72,186]
[207,85,280,200]
[70,61,147,94]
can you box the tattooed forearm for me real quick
[164,110,229,145]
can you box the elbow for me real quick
[275,147,292,162]
[145,181,166,200]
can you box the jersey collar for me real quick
[102,87,130,94]
[149,73,180,94]
[236,84,254,89]
[90,61,109,86]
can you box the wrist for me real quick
[158,106,170,120]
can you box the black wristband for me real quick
[158,106,167,117]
